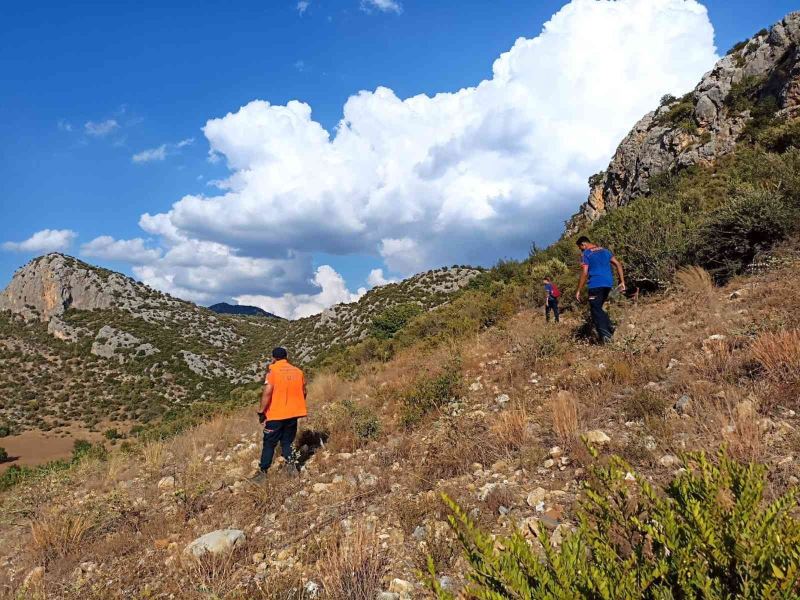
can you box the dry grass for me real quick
[751,329,800,383]
[141,440,166,476]
[551,390,579,446]
[675,265,715,295]
[694,389,764,462]
[308,372,350,406]
[490,407,534,453]
[318,525,388,600]
[30,509,93,563]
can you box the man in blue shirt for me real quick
[575,236,626,343]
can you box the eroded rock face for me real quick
[91,325,159,363]
[566,12,800,234]
[0,253,162,321]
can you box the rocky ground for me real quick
[1,251,798,599]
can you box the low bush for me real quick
[429,449,800,598]
[400,360,463,427]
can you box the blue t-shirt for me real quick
[544,283,554,298]
[582,247,614,289]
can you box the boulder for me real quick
[526,487,547,508]
[584,430,611,445]
[184,529,246,559]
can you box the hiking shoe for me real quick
[249,471,267,484]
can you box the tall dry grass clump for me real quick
[551,390,579,446]
[141,440,166,476]
[31,509,93,562]
[674,266,715,296]
[318,525,388,600]
[490,408,533,453]
[751,329,800,383]
[309,372,350,406]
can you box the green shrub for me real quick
[429,449,800,599]
[0,447,7,462]
[693,187,799,281]
[757,118,800,152]
[103,428,122,440]
[400,360,463,427]
[726,39,749,55]
[370,302,423,339]
[336,399,381,440]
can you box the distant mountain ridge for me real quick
[0,253,479,436]
[208,302,282,319]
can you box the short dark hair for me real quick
[543,276,551,281]
[576,236,591,247]
[272,347,288,360]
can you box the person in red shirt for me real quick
[251,347,307,482]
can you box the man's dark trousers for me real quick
[259,417,298,471]
[588,287,613,342]
[546,297,560,323]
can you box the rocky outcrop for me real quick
[180,350,249,384]
[566,12,800,234]
[91,325,159,363]
[0,253,174,322]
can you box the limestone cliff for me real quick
[566,11,800,234]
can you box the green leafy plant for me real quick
[428,449,800,598]
[400,360,463,427]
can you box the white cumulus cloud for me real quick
[103,0,719,316]
[84,119,119,136]
[236,265,366,319]
[81,236,162,263]
[2,229,77,253]
[367,268,398,287]
[360,0,402,14]
[296,0,310,15]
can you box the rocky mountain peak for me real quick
[566,11,800,234]
[0,253,176,322]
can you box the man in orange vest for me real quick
[252,347,307,481]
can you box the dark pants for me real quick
[545,297,559,322]
[259,418,298,471]
[588,287,613,342]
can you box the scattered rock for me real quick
[184,529,246,559]
[674,395,691,415]
[389,578,414,595]
[495,393,510,405]
[548,446,563,458]
[526,487,547,508]
[659,454,681,468]
[584,430,611,445]
[469,381,483,391]
[304,580,321,598]
[157,475,175,490]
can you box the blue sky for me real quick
[1,0,796,317]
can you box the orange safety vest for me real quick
[264,359,307,421]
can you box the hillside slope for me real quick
[0,254,478,440]
[1,245,798,598]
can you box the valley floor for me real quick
[1,250,799,599]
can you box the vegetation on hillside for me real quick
[430,449,800,598]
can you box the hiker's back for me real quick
[266,360,307,420]
[582,247,614,288]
